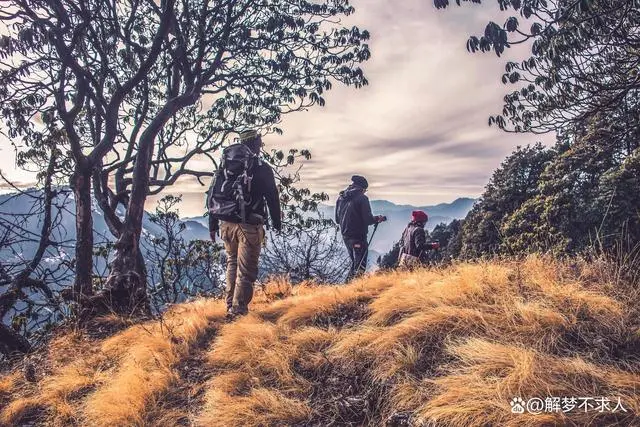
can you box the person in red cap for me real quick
[398,210,440,268]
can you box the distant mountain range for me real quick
[0,191,475,265]
[0,189,181,262]
[321,197,475,254]
[0,189,180,292]
[0,190,475,284]
[369,197,477,220]
[185,197,477,256]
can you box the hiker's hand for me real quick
[431,241,440,250]
[374,215,387,223]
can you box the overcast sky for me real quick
[150,0,551,217]
[0,0,552,218]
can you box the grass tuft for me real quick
[1,256,638,426]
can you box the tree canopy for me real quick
[435,0,640,134]
[0,0,371,313]
[437,0,640,259]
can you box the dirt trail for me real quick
[144,317,222,426]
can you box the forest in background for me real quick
[379,0,640,272]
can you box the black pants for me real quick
[344,237,368,281]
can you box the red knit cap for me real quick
[411,210,428,223]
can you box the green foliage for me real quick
[460,143,555,258]
[377,241,401,270]
[437,1,640,258]
[459,124,640,257]
[437,0,640,134]
[263,148,332,232]
[596,150,640,243]
[430,219,464,260]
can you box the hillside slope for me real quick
[1,258,639,426]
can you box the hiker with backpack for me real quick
[208,129,281,319]
[335,175,387,281]
[397,210,440,268]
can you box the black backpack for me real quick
[207,143,260,222]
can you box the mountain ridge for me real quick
[185,197,476,255]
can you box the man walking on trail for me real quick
[208,129,281,319]
[398,210,440,268]
[335,175,386,280]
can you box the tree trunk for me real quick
[102,119,158,315]
[102,96,197,315]
[103,145,153,313]
[101,225,150,315]
[71,166,94,300]
[0,322,31,356]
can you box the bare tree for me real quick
[144,195,225,310]
[0,0,371,315]
[261,220,349,284]
[0,146,73,356]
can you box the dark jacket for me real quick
[335,185,375,241]
[400,222,428,257]
[209,162,281,232]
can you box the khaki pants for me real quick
[220,221,264,314]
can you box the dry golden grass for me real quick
[1,256,639,426]
[414,338,640,426]
[0,373,17,397]
[82,300,227,426]
[201,387,312,427]
[1,299,226,426]
[199,257,640,426]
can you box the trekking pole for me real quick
[368,222,379,247]
[355,222,379,274]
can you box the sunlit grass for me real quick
[1,256,638,426]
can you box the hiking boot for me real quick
[225,308,237,321]
[225,308,248,322]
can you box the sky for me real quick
[0,0,552,218]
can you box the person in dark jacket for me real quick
[209,129,282,318]
[398,210,440,268]
[335,175,386,280]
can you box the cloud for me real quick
[258,0,554,211]
[0,180,37,191]
[1,0,555,217]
